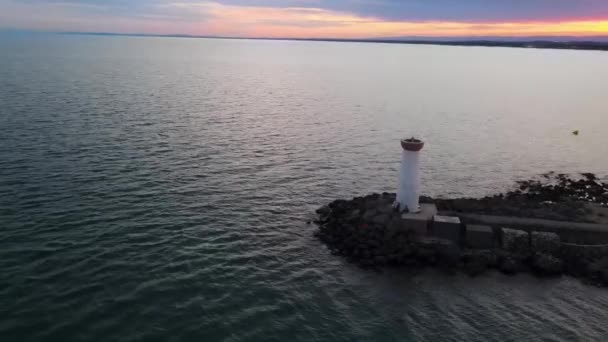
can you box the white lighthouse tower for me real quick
[395,137,424,213]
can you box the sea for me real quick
[1,34,608,341]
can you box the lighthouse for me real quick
[395,137,424,213]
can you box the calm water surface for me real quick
[1,35,608,341]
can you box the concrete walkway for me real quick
[447,212,608,244]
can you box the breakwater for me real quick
[313,192,608,287]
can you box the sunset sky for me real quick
[2,0,608,39]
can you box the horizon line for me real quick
[4,28,608,42]
[57,31,608,42]
[4,30,608,51]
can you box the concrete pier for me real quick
[454,213,608,244]
[314,192,608,286]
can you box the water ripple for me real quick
[2,35,608,341]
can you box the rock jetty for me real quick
[313,174,608,287]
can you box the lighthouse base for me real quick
[390,203,438,237]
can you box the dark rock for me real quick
[502,228,530,256]
[562,256,590,278]
[368,238,382,248]
[416,247,436,262]
[362,249,371,259]
[419,195,434,203]
[374,255,388,265]
[387,217,406,236]
[378,203,394,215]
[499,256,521,274]
[462,250,495,276]
[463,258,488,276]
[364,198,380,210]
[436,242,461,268]
[328,200,344,211]
[362,209,378,222]
[360,258,374,267]
[347,209,361,221]
[532,253,563,275]
[316,205,330,216]
[372,214,391,226]
[531,232,560,256]
[382,193,397,202]
[561,243,608,261]
[588,257,608,285]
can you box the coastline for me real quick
[53,32,608,52]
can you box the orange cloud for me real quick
[161,2,608,38]
[2,0,608,38]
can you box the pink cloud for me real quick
[2,0,608,38]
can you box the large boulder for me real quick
[498,255,523,275]
[377,202,395,215]
[502,228,530,256]
[532,253,563,275]
[346,209,361,221]
[462,250,496,276]
[435,240,461,267]
[374,255,388,265]
[531,232,560,256]
[316,205,330,216]
[414,237,458,266]
[372,213,391,226]
[328,199,351,215]
[561,243,608,261]
[587,257,608,285]
[315,205,332,224]
[417,248,437,265]
[362,209,378,222]
[364,195,383,210]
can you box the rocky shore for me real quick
[313,174,608,286]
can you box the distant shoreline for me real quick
[57,31,608,51]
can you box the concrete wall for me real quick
[452,213,608,244]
